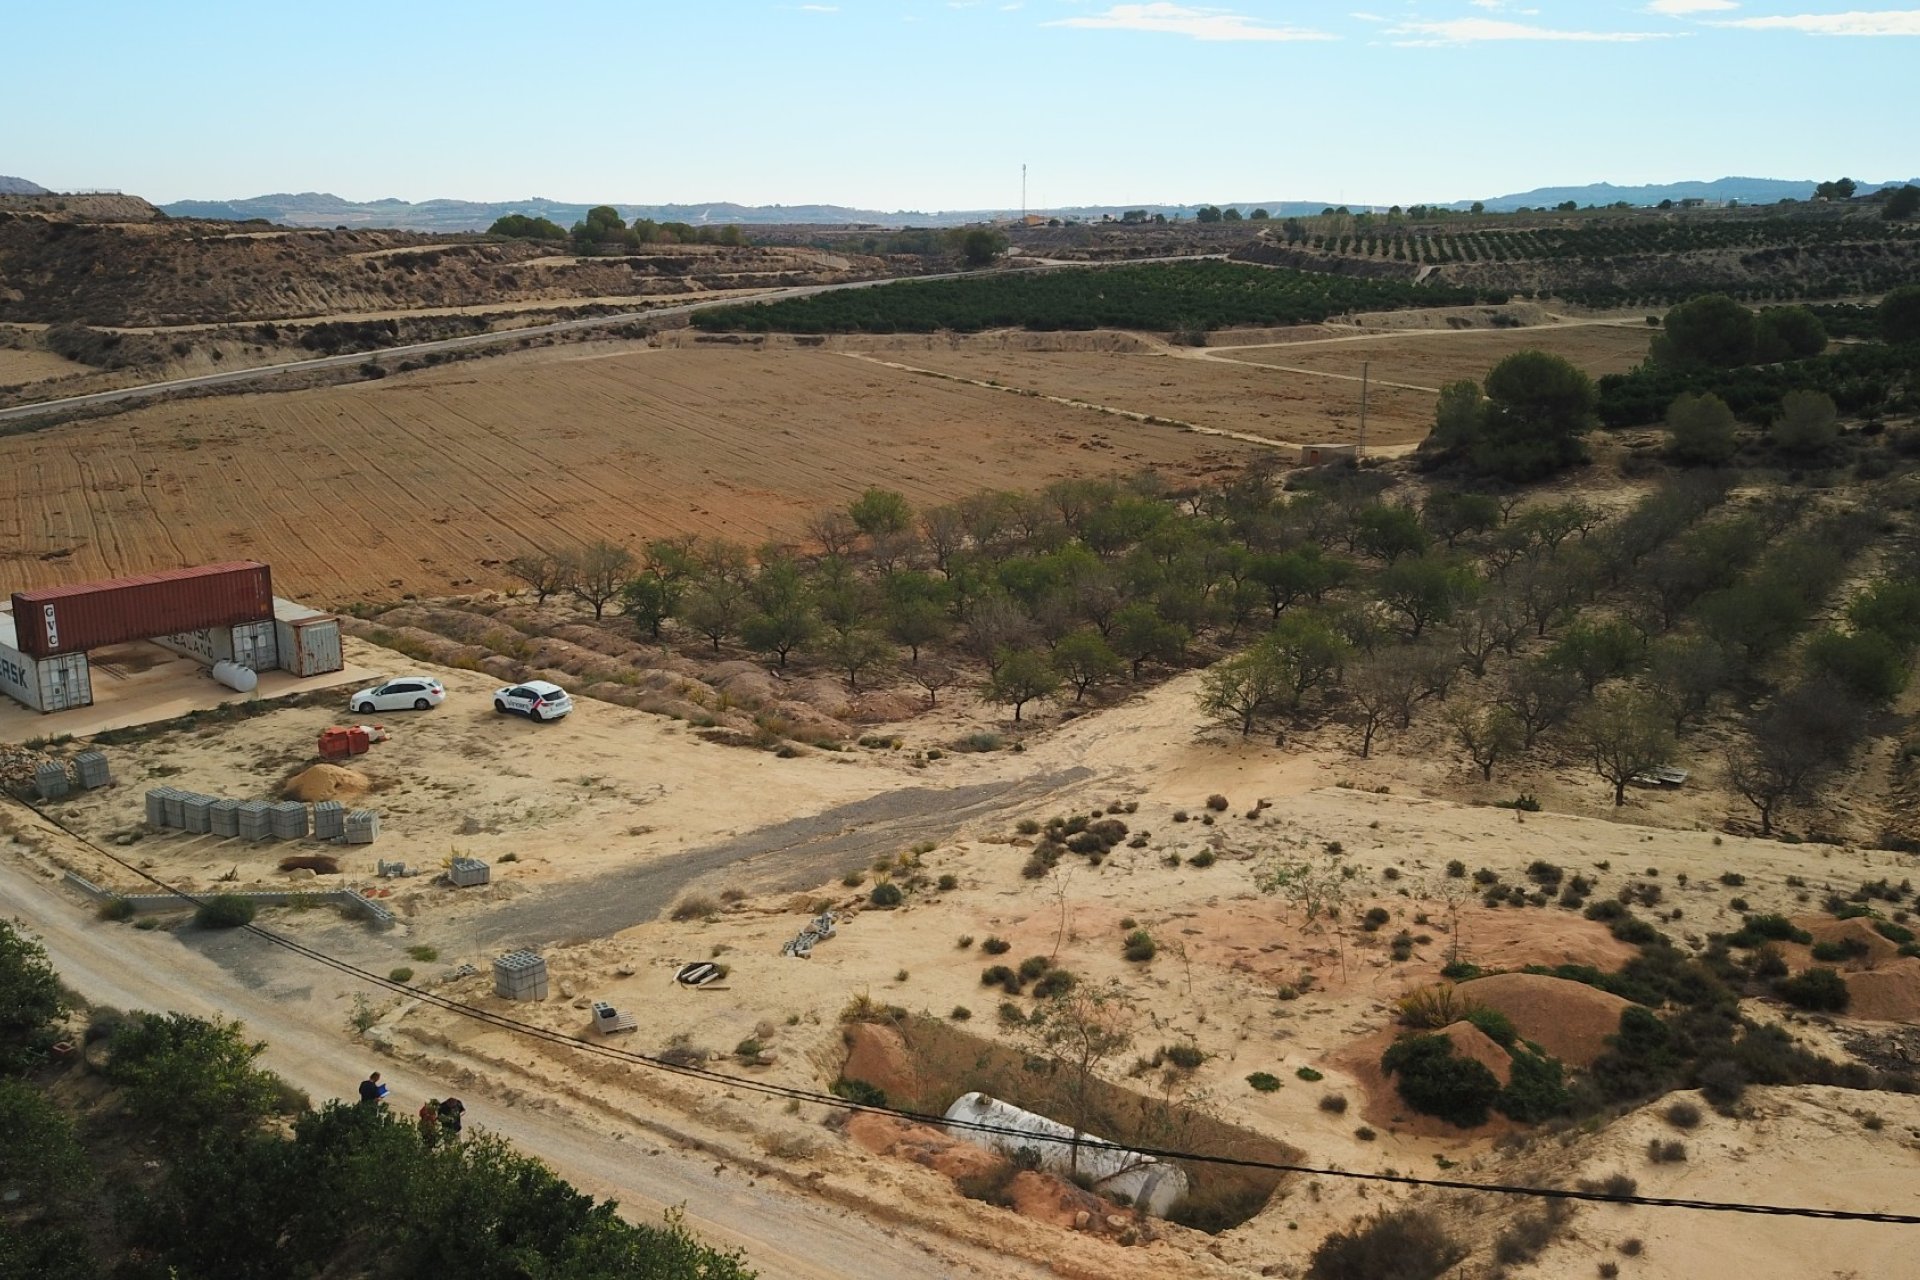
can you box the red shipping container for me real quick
[11,562,273,657]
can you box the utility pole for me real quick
[1022,163,1027,222]
[1357,360,1370,461]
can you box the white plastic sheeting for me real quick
[942,1091,1190,1216]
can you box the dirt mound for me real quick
[844,1113,999,1180]
[1792,916,1906,970]
[282,763,370,802]
[841,1022,921,1102]
[1458,972,1633,1067]
[1440,1020,1513,1086]
[1842,958,1920,1023]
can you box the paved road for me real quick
[465,768,1092,951]
[0,254,1227,425]
[0,847,1036,1279]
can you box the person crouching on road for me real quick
[437,1097,465,1138]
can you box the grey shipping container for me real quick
[153,619,279,672]
[272,598,344,677]
[0,613,92,712]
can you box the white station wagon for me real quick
[349,676,446,713]
[493,680,573,722]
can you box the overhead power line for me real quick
[15,799,1920,1227]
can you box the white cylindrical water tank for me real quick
[942,1091,1190,1216]
[211,660,258,693]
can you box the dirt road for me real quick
[0,848,1037,1279]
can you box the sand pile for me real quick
[1842,958,1920,1023]
[845,1113,999,1180]
[1458,973,1633,1066]
[841,1022,922,1102]
[1439,1021,1513,1085]
[282,763,371,802]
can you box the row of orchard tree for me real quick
[509,429,1910,830]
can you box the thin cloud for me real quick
[1387,17,1674,44]
[1045,3,1335,42]
[1720,9,1920,34]
[797,3,838,11]
[1644,0,1736,14]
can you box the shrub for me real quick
[1446,859,1467,878]
[1725,913,1811,947]
[1122,929,1158,962]
[1015,818,1041,835]
[1017,955,1052,981]
[1473,868,1499,885]
[1396,984,1475,1029]
[194,895,257,930]
[980,965,1022,993]
[1719,872,1746,887]
[1647,1138,1688,1164]
[981,936,1011,955]
[1318,1092,1349,1114]
[868,881,904,908]
[950,1005,972,1021]
[406,945,439,962]
[829,1077,887,1108]
[1032,969,1076,998]
[98,896,136,922]
[1811,937,1869,963]
[1498,1047,1570,1121]
[1205,794,1230,811]
[1362,906,1392,931]
[1306,1208,1465,1280]
[1295,1066,1325,1082]
[1247,1071,1282,1093]
[387,967,413,983]
[1776,967,1849,1012]
[1188,849,1217,868]
[1664,1099,1703,1129]
[1164,1042,1206,1071]
[996,1001,1025,1026]
[1380,1034,1501,1127]
[1464,1006,1517,1047]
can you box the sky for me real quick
[6,0,1916,210]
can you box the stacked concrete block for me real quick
[268,802,309,840]
[312,800,345,841]
[343,810,379,845]
[33,761,70,800]
[492,950,548,1001]
[181,794,214,834]
[74,751,112,789]
[209,799,240,838]
[237,801,272,842]
[448,857,490,887]
[162,790,188,828]
[145,788,171,826]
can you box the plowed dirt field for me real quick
[0,344,1267,601]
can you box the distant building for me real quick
[1298,443,1360,466]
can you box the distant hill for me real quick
[157,192,1343,232]
[0,175,50,196]
[1463,176,1920,212]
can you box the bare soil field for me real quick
[0,345,88,384]
[1206,321,1653,388]
[844,346,1435,448]
[0,346,1268,600]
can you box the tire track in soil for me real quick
[459,768,1094,951]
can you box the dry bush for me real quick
[1394,984,1481,1029]
[669,893,718,922]
[1307,1208,1465,1280]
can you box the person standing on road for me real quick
[358,1071,387,1106]
[418,1098,441,1148]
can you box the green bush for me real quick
[98,896,137,922]
[1380,1034,1501,1127]
[386,968,413,984]
[868,881,903,908]
[1246,1071,1281,1093]
[1463,1007,1517,1047]
[1497,1047,1570,1121]
[981,936,1011,955]
[1726,914,1812,947]
[1031,968,1076,999]
[1776,967,1850,1012]
[194,894,257,930]
[980,965,1022,993]
[105,1011,284,1139]
[1295,1066,1324,1082]
[1017,955,1051,981]
[1307,1208,1465,1280]
[1122,929,1158,962]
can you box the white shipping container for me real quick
[0,615,93,712]
[272,597,343,677]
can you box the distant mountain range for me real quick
[1465,176,1919,212]
[11,173,1891,232]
